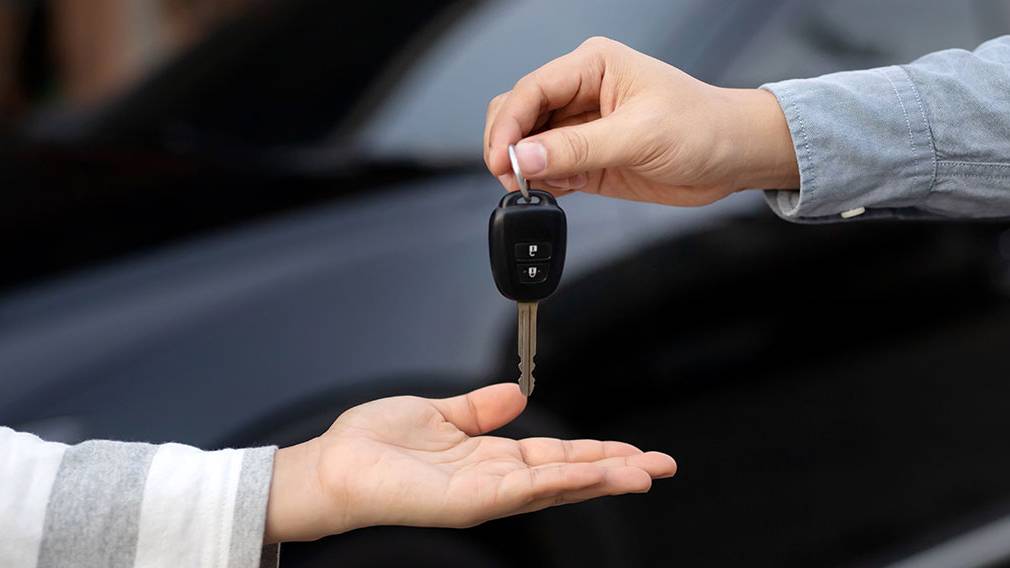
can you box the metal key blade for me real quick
[517,301,538,396]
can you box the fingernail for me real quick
[497,173,513,189]
[569,173,588,188]
[515,141,547,175]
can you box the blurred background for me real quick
[2,0,1010,566]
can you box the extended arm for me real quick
[763,35,1010,222]
[1,384,675,566]
[483,35,1010,223]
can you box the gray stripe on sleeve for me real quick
[36,440,157,568]
[227,446,278,568]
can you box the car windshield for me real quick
[3,0,1003,161]
[353,0,1006,164]
[352,0,707,163]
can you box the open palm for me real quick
[314,384,676,533]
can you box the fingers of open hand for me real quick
[515,438,676,481]
[583,452,677,479]
[525,452,677,480]
[506,462,607,504]
[516,466,654,515]
[518,438,641,466]
[497,449,676,512]
[430,383,526,436]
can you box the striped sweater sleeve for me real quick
[0,427,279,568]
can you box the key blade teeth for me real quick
[527,303,537,396]
[517,366,534,397]
[518,378,535,397]
[517,359,536,397]
[516,302,538,397]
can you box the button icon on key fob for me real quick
[515,242,552,260]
[518,263,549,284]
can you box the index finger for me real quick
[486,42,606,176]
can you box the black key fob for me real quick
[489,190,567,302]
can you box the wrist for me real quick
[717,87,800,192]
[264,438,335,543]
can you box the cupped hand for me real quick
[264,383,676,543]
[484,36,799,206]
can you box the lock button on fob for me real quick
[517,263,549,284]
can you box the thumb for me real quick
[514,113,630,180]
[430,383,526,435]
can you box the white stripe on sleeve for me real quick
[0,427,69,568]
[133,443,245,568]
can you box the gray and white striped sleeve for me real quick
[0,427,279,568]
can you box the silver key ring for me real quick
[507,144,530,201]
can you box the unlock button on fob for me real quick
[515,242,552,261]
[518,263,549,284]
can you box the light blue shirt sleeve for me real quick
[761,35,1010,223]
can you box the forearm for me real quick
[0,427,277,568]
[761,35,1010,223]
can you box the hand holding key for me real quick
[484,36,800,205]
[263,383,676,543]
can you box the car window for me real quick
[354,0,708,163]
[355,0,1009,163]
[718,0,1010,87]
[1,0,463,148]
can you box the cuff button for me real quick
[841,207,866,219]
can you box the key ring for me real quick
[507,143,530,201]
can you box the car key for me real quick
[488,144,567,396]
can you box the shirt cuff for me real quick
[234,447,280,568]
[132,443,278,568]
[760,65,937,223]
